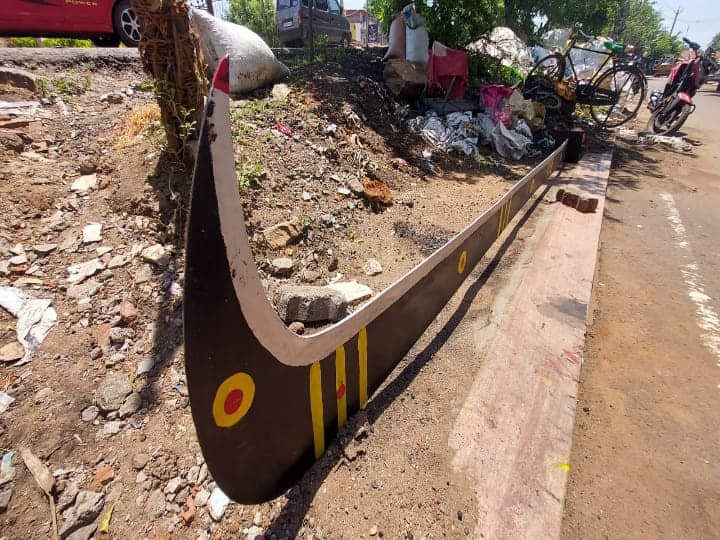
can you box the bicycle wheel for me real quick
[589,66,646,128]
[525,53,566,86]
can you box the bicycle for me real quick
[524,23,647,128]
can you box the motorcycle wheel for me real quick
[652,102,692,135]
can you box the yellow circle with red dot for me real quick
[212,372,255,428]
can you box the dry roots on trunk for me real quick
[131,0,207,168]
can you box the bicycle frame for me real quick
[560,37,615,86]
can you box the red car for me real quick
[0,0,140,47]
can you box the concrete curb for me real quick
[448,151,612,539]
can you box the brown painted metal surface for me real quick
[184,56,567,504]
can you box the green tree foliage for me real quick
[621,0,682,58]
[710,32,720,50]
[227,0,278,46]
[369,0,619,48]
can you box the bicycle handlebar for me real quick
[574,22,595,41]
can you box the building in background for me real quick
[345,9,384,46]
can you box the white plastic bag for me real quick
[406,26,429,65]
[191,8,289,93]
[491,122,532,160]
[402,3,428,65]
[383,13,406,61]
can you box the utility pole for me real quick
[669,7,682,35]
[205,0,214,15]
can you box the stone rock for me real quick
[67,259,105,284]
[59,490,104,539]
[82,223,102,244]
[363,258,383,276]
[0,341,24,363]
[0,131,24,153]
[102,421,122,438]
[288,321,305,335]
[141,244,169,266]
[136,358,154,376]
[383,59,427,100]
[269,257,294,277]
[8,253,27,266]
[253,511,263,526]
[118,392,142,418]
[34,387,53,405]
[66,278,101,300]
[0,487,11,514]
[271,83,291,100]
[0,67,37,92]
[90,347,103,360]
[132,452,151,470]
[105,353,124,368]
[262,219,302,249]
[135,471,147,484]
[80,405,99,422]
[58,481,79,512]
[207,487,230,521]
[0,261,9,277]
[135,264,153,284]
[274,285,348,323]
[245,526,264,540]
[70,174,98,193]
[33,243,58,254]
[108,327,134,346]
[95,371,133,412]
[107,253,130,269]
[186,465,200,484]
[145,488,166,519]
[326,281,373,305]
[194,488,210,507]
[119,300,138,325]
[65,523,96,540]
[164,477,183,494]
[300,269,321,283]
[100,92,124,104]
[77,298,92,312]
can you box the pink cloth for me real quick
[427,41,469,100]
[480,84,514,125]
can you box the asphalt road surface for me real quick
[562,81,720,538]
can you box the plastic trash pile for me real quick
[407,85,551,160]
[0,286,57,366]
[466,27,535,74]
[637,134,693,152]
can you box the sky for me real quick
[658,0,719,47]
[342,0,720,47]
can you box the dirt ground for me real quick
[0,49,550,539]
[561,85,720,539]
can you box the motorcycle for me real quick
[647,38,720,134]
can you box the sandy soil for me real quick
[0,49,548,539]
[561,88,720,538]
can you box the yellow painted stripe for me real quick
[505,196,513,229]
[309,362,324,459]
[358,328,368,409]
[335,346,347,429]
[497,201,505,237]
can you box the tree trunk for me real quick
[130,0,207,168]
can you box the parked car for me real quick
[0,0,140,47]
[653,56,675,76]
[276,0,351,48]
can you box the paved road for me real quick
[562,82,720,537]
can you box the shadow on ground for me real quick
[264,183,552,538]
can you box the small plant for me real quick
[299,216,312,231]
[236,154,265,191]
[36,77,51,99]
[51,74,91,95]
